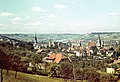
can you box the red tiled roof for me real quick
[54,54,62,63]
[113,60,120,64]
[118,56,120,59]
[47,54,63,63]
[48,53,56,59]
[116,68,120,71]
[88,42,96,47]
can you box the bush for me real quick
[60,62,73,79]
[48,63,60,77]
[36,70,48,76]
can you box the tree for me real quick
[0,49,11,82]
[11,56,21,79]
[83,67,100,82]
[48,63,60,78]
[60,62,73,80]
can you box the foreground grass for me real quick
[2,70,86,82]
[2,70,63,82]
[2,70,120,82]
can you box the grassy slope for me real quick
[3,70,120,82]
[2,70,63,82]
[2,70,86,82]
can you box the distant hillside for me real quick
[91,32,120,34]
[0,34,83,42]
[0,32,120,43]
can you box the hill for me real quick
[2,70,87,82]
[2,70,64,82]
[1,32,120,43]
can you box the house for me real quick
[43,53,71,63]
[88,42,98,55]
[99,47,108,54]
[113,56,120,64]
[27,62,45,71]
[27,62,36,72]
[74,51,81,56]
[51,42,63,49]
[36,49,50,54]
[79,47,88,57]
[118,56,120,60]
[113,60,120,64]
[106,67,115,74]
[35,63,45,70]
[106,51,114,57]
[52,42,59,49]
[28,62,35,67]
[88,42,96,47]
[106,48,114,57]
[40,43,48,48]
[0,37,3,41]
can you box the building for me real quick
[96,34,102,47]
[106,48,114,57]
[106,67,115,74]
[43,53,71,63]
[33,35,38,49]
[88,41,98,55]
[48,39,52,48]
[33,35,40,49]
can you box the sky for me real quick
[0,0,120,34]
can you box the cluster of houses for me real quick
[28,34,120,74]
[33,34,119,59]
[0,34,120,74]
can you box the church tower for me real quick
[33,34,40,49]
[97,34,102,47]
[35,34,37,44]
[48,39,52,47]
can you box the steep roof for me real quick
[88,42,96,47]
[54,54,62,63]
[47,53,56,59]
[47,54,63,63]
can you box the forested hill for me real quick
[0,32,120,42]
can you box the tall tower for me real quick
[35,34,37,44]
[80,41,82,47]
[102,41,104,47]
[48,39,52,47]
[67,41,72,47]
[33,34,39,49]
[98,34,101,47]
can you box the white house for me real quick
[106,67,115,74]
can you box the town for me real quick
[0,32,120,82]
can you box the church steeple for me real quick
[48,39,52,47]
[98,34,101,47]
[35,34,37,44]
[33,34,40,49]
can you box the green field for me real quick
[1,70,63,82]
[1,70,87,82]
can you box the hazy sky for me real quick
[0,0,120,34]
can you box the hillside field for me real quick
[1,70,87,82]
